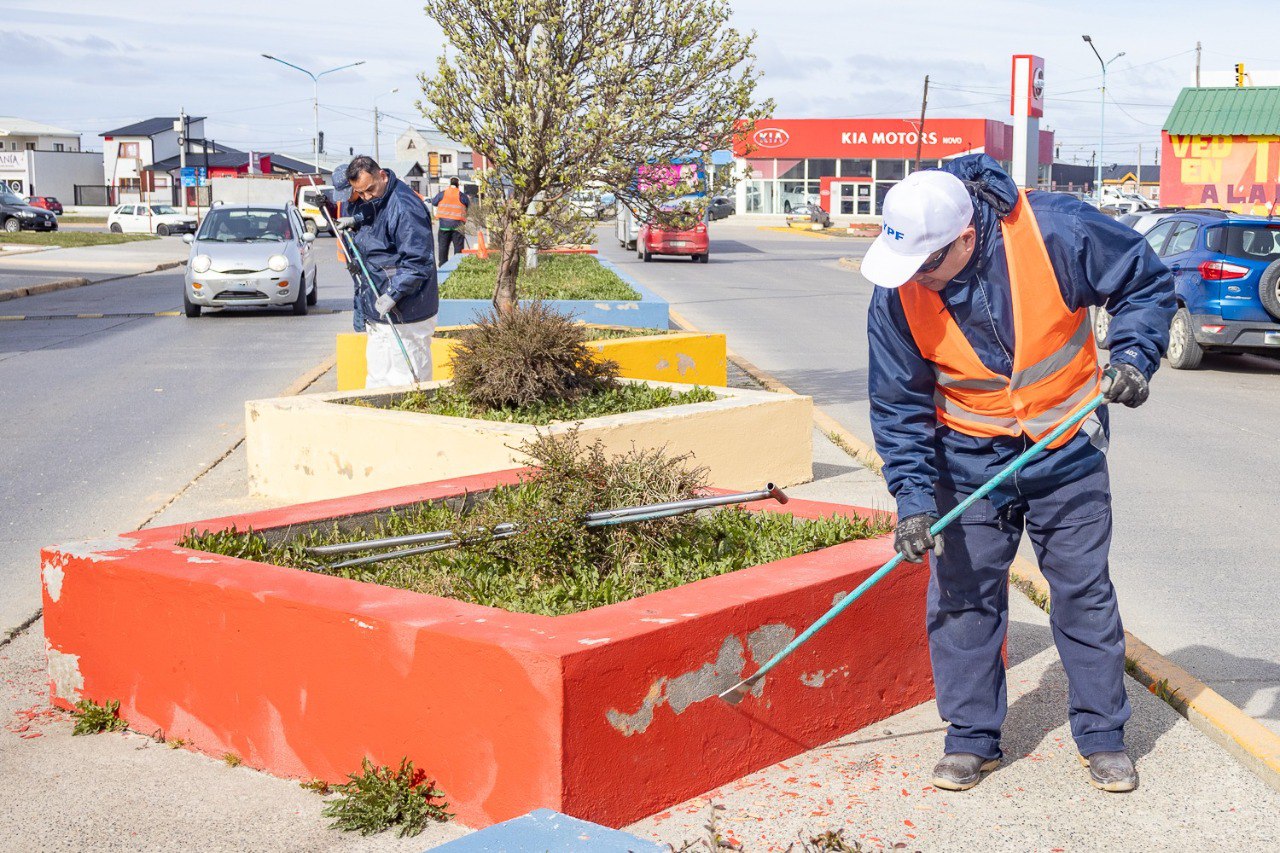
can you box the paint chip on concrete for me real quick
[52,536,138,561]
[46,643,84,701]
[349,619,376,631]
[41,555,66,602]
[640,617,677,624]
[606,636,749,735]
[747,623,797,666]
[578,638,611,646]
[186,556,217,564]
[676,353,696,376]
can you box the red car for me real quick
[26,196,64,215]
[638,206,710,263]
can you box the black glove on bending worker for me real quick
[894,513,943,563]
[1100,362,1149,408]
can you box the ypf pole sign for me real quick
[1010,54,1045,188]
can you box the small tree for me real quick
[419,0,771,312]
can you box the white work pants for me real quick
[366,314,436,388]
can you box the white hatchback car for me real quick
[181,204,317,317]
[107,203,198,236]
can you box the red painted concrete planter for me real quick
[41,470,932,829]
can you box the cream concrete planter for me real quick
[246,380,812,503]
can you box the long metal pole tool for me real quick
[719,390,1108,705]
[310,177,421,383]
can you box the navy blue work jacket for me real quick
[866,154,1176,519]
[349,170,438,326]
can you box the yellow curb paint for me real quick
[0,315,25,321]
[757,226,843,240]
[336,327,729,391]
[75,313,104,319]
[154,311,181,317]
[838,257,863,272]
[670,302,1280,794]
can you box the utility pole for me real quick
[178,107,188,213]
[1195,41,1201,87]
[914,75,929,171]
[374,106,381,161]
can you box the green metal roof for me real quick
[1164,87,1280,136]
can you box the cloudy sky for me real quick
[5,0,1272,167]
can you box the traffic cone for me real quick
[477,229,489,259]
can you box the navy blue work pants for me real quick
[928,456,1130,759]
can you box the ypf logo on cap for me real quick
[859,170,973,289]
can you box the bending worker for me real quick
[332,156,438,387]
[860,154,1174,794]
[430,176,470,264]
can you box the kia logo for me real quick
[753,128,790,148]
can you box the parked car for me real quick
[0,186,57,232]
[1094,209,1280,368]
[638,199,709,263]
[785,202,832,229]
[108,203,198,236]
[779,188,817,213]
[1117,207,1184,235]
[25,196,64,215]
[181,204,317,317]
[706,196,735,221]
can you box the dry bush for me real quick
[450,302,620,409]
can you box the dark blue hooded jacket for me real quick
[866,154,1176,519]
[349,170,438,326]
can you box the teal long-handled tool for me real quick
[718,388,1109,705]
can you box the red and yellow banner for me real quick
[1160,132,1280,214]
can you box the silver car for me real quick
[182,203,317,317]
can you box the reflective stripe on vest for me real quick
[898,189,1101,449]
[435,186,467,222]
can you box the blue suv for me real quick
[1099,209,1280,369]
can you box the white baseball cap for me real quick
[861,170,974,289]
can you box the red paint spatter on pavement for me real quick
[904,819,915,828]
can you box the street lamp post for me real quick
[261,54,366,174]
[1082,36,1125,205]
[373,87,400,162]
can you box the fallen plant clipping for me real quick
[323,757,451,837]
[71,698,127,736]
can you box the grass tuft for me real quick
[440,254,639,300]
[322,757,450,837]
[0,232,158,248]
[71,698,128,736]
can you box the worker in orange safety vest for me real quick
[861,155,1175,795]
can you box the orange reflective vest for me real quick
[898,190,1101,449]
[435,186,467,222]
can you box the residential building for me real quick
[0,117,101,201]
[395,127,472,189]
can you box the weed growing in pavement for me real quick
[1149,678,1180,704]
[1124,656,1139,676]
[440,254,639,300]
[180,432,891,615]
[300,778,332,795]
[322,757,450,837]
[166,738,186,749]
[71,698,127,736]
[1010,572,1051,613]
[223,753,242,767]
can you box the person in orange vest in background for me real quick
[430,176,470,264]
[861,155,1174,794]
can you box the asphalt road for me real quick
[598,220,1280,736]
[0,241,354,635]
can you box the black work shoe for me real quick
[930,752,1000,791]
[1078,751,1138,792]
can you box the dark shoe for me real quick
[1079,750,1138,792]
[930,752,1000,791]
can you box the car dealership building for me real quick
[731,118,1055,217]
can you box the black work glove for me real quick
[1100,363,1149,408]
[345,259,362,277]
[894,513,943,563]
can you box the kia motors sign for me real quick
[752,127,790,149]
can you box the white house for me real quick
[99,116,210,203]
[395,127,472,182]
[0,117,101,201]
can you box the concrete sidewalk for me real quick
[0,237,189,302]
[3,365,1280,850]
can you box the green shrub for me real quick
[450,302,620,409]
[322,757,450,837]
